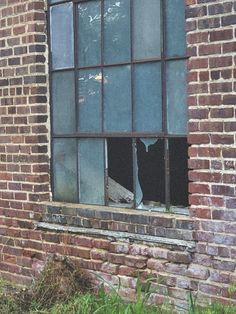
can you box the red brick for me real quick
[209,56,232,69]
[124,255,147,269]
[109,242,129,254]
[210,108,234,119]
[211,134,234,145]
[209,29,233,42]
[188,134,210,144]
[189,183,210,194]
[189,171,222,183]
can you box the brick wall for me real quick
[0,0,50,282]
[0,0,235,309]
[187,0,236,303]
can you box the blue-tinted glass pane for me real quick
[78,69,102,132]
[133,0,161,60]
[104,0,130,64]
[167,60,187,134]
[53,139,77,202]
[166,0,186,57]
[79,139,105,205]
[49,0,69,4]
[134,63,162,132]
[104,66,132,132]
[78,1,101,67]
[52,71,75,134]
[50,3,74,70]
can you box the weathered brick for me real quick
[125,256,147,269]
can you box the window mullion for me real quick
[130,0,136,209]
[101,0,108,206]
[74,3,80,202]
[160,0,170,211]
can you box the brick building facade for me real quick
[0,0,236,310]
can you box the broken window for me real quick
[49,0,188,212]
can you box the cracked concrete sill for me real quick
[35,222,195,251]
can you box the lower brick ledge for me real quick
[35,222,195,251]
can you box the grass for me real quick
[0,256,236,314]
[1,278,236,314]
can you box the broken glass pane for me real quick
[166,0,186,57]
[50,3,74,70]
[166,60,187,135]
[133,0,161,60]
[52,71,75,134]
[79,139,105,205]
[137,138,165,209]
[108,138,133,207]
[134,62,162,132]
[104,0,131,64]
[169,138,188,207]
[53,139,77,202]
[78,69,102,132]
[104,65,132,132]
[78,1,101,67]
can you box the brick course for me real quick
[0,0,236,309]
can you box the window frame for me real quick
[48,0,189,213]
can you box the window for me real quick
[49,0,188,213]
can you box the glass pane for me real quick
[78,1,101,67]
[108,138,133,208]
[136,138,165,209]
[53,139,77,202]
[133,0,161,60]
[49,0,69,4]
[50,3,74,70]
[52,71,75,134]
[104,0,130,64]
[134,63,162,132]
[166,0,186,57]
[169,138,188,208]
[167,60,187,134]
[78,69,102,132]
[104,66,132,132]
[79,139,105,205]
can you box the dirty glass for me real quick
[133,0,161,60]
[79,139,105,205]
[49,0,70,4]
[104,65,132,132]
[52,71,75,134]
[166,0,186,57]
[166,60,187,134]
[134,62,162,132]
[78,1,101,67]
[53,139,77,202]
[78,69,102,132]
[50,3,74,70]
[104,0,130,64]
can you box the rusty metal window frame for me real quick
[48,0,188,212]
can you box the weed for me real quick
[1,257,236,314]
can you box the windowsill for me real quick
[38,201,195,247]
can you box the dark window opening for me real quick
[108,138,133,207]
[137,139,165,207]
[169,138,189,208]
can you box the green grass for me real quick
[1,277,236,314]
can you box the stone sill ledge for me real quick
[36,222,195,251]
[40,202,195,244]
